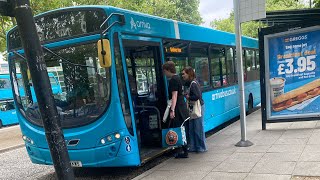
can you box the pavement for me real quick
[133,109,320,180]
[0,125,24,153]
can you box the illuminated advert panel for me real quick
[264,26,320,120]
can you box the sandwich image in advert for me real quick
[272,78,320,112]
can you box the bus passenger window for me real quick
[226,48,236,85]
[210,48,224,88]
[0,101,15,111]
[246,49,255,81]
[242,50,247,81]
[167,57,188,76]
[189,46,210,88]
[0,79,11,89]
[164,40,189,75]
[256,50,260,70]
[246,50,254,71]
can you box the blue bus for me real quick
[7,6,260,167]
[0,74,18,128]
[0,73,62,128]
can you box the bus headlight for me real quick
[114,133,121,139]
[107,136,112,142]
[100,138,106,144]
[22,135,34,145]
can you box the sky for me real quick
[199,0,311,28]
[199,0,233,27]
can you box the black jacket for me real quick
[185,80,204,105]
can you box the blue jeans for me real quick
[188,104,207,152]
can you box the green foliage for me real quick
[211,0,307,38]
[106,0,202,25]
[0,0,202,53]
[313,0,320,7]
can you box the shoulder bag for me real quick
[188,81,202,119]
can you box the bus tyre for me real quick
[0,120,3,128]
[248,95,253,113]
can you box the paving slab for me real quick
[226,152,264,163]
[293,162,320,176]
[206,145,238,154]
[245,173,291,180]
[0,125,24,153]
[133,110,320,180]
[299,151,320,162]
[139,170,209,180]
[158,161,220,172]
[202,172,248,180]
[304,145,320,153]
[288,121,317,129]
[251,161,296,175]
[267,144,305,153]
[260,152,301,162]
[236,145,271,153]
[251,136,278,145]
[275,138,308,145]
[307,133,320,145]
[213,161,257,173]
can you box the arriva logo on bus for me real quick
[212,88,236,101]
[130,17,151,30]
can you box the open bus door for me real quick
[118,36,168,162]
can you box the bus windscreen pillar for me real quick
[0,0,75,179]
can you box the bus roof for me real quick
[7,5,258,50]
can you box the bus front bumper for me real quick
[24,141,140,167]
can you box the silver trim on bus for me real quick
[173,20,180,39]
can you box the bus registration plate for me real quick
[70,161,82,167]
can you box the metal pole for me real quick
[13,1,75,179]
[234,0,253,147]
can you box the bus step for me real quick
[140,147,172,165]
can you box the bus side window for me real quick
[210,48,223,88]
[255,50,260,80]
[0,101,15,111]
[242,49,247,81]
[226,48,236,85]
[246,49,255,81]
[189,45,210,88]
[256,50,260,70]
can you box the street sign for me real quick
[240,0,266,23]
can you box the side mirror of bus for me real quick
[97,39,112,68]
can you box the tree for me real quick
[0,0,202,53]
[211,0,307,38]
[106,0,202,25]
[313,0,320,7]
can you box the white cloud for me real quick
[199,0,233,27]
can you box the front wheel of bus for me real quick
[0,120,3,128]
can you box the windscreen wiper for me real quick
[12,51,27,61]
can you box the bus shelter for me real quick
[259,9,320,130]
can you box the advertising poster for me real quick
[266,27,320,119]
